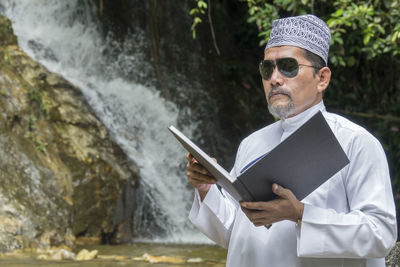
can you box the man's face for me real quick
[262,46,324,119]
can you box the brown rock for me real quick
[386,242,400,267]
[0,14,139,251]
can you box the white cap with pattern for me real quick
[265,14,331,65]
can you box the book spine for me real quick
[232,179,254,202]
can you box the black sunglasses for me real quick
[259,57,320,80]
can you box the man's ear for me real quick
[317,66,331,93]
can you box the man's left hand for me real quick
[240,183,304,227]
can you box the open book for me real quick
[169,111,350,202]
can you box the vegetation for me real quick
[25,87,50,154]
[190,0,400,235]
[241,0,400,66]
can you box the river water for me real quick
[0,243,227,266]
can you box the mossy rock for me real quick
[386,242,400,266]
[0,14,140,251]
[0,15,17,46]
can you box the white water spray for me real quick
[2,0,209,243]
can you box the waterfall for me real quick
[1,0,212,244]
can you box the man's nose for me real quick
[269,67,284,86]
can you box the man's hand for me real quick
[240,184,304,227]
[186,153,217,201]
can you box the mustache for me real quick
[268,87,292,99]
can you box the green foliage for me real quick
[26,88,50,155]
[28,87,49,118]
[24,114,48,155]
[191,0,400,62]
[241,0,400,66]
[244,0,280,46]
[35,140,49,155]
[0,15,18,46]
[28,114,37,132]
[190,0,208,39]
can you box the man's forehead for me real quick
[264,46,304,59]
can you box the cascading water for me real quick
[1,0,212,243]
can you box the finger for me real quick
[248,211,270,221]
[240,207,268,221]
[253,222,264,227]
[240,201,270,211]
[244,212,273,227]
[186,153,198,164]
[188,174,216,185]
[253,220,271,227]
[272,183,296,201]
[187,170,216,184]
[240,206,253,218]
[187,161,210,175]
[188,179,214,189]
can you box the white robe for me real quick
[189,101,397,267]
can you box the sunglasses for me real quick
[259,57,320,80]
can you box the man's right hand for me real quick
[186,153,217,201]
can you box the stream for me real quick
[0,243,227,266]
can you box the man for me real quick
[186,14,397,266]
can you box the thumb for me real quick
[272,183,291,200]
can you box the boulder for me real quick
[386,242,400,267]
[0,14,139,251]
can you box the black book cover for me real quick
[169,111,350,202]
[237,111,350,202]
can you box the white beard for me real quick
[268,101,295,119]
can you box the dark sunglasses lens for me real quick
[259,60,274,80]
[277,58,299,78]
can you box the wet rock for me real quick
[37,247,76,261]
[134,253,185,264]
[0,15,17,46]
[97,254,127,261]
[187,257,204,263]
[0,14,139,251]
[76,249,98,261]
[386,242,400,267]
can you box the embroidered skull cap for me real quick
[265,14,331,65]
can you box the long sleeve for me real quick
[297,130,397,258]
[188,184,239,248]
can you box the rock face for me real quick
[387,242,400,266]
[0,15,139,251]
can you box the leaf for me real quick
[194,17,202,24]
[376,25,385,35]
[392,31,399,43]
[348,56,356,67]
[334,35,344,45]
[189,9,197,15]
[334,9,344,17]
[198,1,207,9]
[363,34,371,45]
[282,0,291,8]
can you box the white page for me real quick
[168,126,244,201]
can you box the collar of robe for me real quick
[280,101,326,134]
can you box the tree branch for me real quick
[331,109,400,123]
[208,0,220,56]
